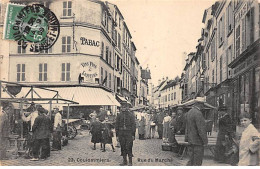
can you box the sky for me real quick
[109,0,216,86]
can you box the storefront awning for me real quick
[179,97,216,110]
[49,87,120,106]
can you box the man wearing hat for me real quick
[115,102,136,166]
[31,105,52,161]
[185,101,208,166]
[52,106,62,151]
[214,105,233,163]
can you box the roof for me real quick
[154,80,167,93]
[161,80,178,91]
[135,57,140,65]
[131,42,137,51]
[123,22,132,38]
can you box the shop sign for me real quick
[80,37,100,47]
[233,54,259,75]
[235,3,247,24]
[235,0,254,24]
[80,61,98,80]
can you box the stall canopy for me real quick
[179,97,217,110]
[116,94,132,106]
[49,87,120,106]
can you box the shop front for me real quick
[229,40,260,129]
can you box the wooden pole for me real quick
[49,100,52,119]
[0,81,2,108]
[20,99,24,139]
[67,104,70,131]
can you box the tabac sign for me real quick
[80,61,98,82]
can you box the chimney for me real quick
[158,79,161,86]
[162,77,165,81]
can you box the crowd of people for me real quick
[0,102,67,161]
[1,100,260,166]
[21,103,66,161]
[135,107,185,142]
[88,102,260,166]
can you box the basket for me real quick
[162,143,172,151]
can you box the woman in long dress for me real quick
[145,112,151,139]
[162,112,171,142]
[138,116,146,140]
[90,118,102,150]
[101,120,115,152]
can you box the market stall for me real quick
[0,81,78,159]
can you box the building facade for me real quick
[160,78,182,108]
[0,0,150,108]
[181,0,260,129]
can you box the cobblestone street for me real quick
[0,130,228,166]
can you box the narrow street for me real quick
[0,130,227,166]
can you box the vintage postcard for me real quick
[0,0,259,166]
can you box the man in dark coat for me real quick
[176,107,186,135]
[155,110,164,139]
[31,106,52,161]
[214,106,233,163]
[185,102,208,166]
[115,102,136,166]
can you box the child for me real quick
[238,112,260,166]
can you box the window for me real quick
[212,69,215,84]
[171,93,173,100]
[105,71,107,86]
[114,30,117,46]
[17,64,25,81]
[39,63,47,81]
[102,11,107,26]
[109,51,112,65]
[109,73,111,88]
[211,36,215,61]
[62,36,71,53]
[174,92,176,100]
[105,46,109,62]
[168,94,170,102]
[227,45,233,63]
[101,67,103,84]
[119,17,121,29]
[101,42,104,59]
[18,43,26,53]
[246,8,255,48]
[40,46,52,54]
[227,2,234,35]
[115,11,118,25]
[61,63,70,81]
[218,14,225,46]
[118,33,121,51]
[236,25,240,57]
[63,1,72,16]
[220,56,222,82]
[202,53,206,69]
[242,18,246,51]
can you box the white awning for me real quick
[49,87,120,106]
